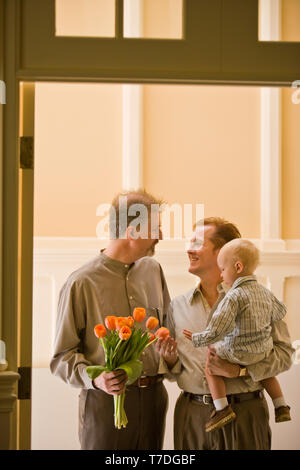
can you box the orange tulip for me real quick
[146,316,159,330]
[155,327,170,340]
[105,315,117,330]
[133,307,146,323]
[119,325,132,340]
[115,317,128,330]
[94,324,107,338]
[126,316,134,328]
[147,332,156,343]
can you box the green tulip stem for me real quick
[100,338,107,362]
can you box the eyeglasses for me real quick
[185,239,203,251]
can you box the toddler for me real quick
[183,238,291,433]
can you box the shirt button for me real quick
[129,296,133,300]
[126,277,129,281]
[125,264,128,268]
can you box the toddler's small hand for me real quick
[183,329,193,341]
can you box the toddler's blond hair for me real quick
[220,238,260,274]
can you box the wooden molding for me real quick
[0,371,20,413]
[33,236,300,278]
[260,0,282,240]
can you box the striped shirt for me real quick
[160,279,293,394]
[192,276,287,355]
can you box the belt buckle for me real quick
[202,394,211,405]
[138,375,148,388]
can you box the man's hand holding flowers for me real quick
[93,370,128,395]
[87,308,173,429]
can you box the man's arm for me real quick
[205,346,240,378]
[50,279,94,389]
[246,319,294,382]
[206,320,295,381]
[50,278,127,393]
[270,292,287,322]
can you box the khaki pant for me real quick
[79,381,168,450]
[174,391,271,450]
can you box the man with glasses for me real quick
[157,217,294,450]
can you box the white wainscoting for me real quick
[32,237,300,450]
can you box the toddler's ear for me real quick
[235,261,243,273]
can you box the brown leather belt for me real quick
[184,390,263,405]
[130,375,164,388]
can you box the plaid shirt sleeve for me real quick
[191,293,239,347]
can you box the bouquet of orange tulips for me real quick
[86,307,169,429]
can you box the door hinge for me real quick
[20,136,34,169]
[18,366,32,400]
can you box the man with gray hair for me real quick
[50,189,170,450]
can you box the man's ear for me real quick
[126,226,135,240]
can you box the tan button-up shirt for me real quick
[162,282,294,395]
[50,251,170,389]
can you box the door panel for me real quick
[17,0,300,84]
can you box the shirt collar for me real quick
[187,283,200,304]
[187,280,228,305]
[99,249,134,276]
[231,275,257,289]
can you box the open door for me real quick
[17,82,35,449]
[2,0,300,450]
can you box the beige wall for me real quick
[34,83,122,237]
[143,0,182,38]
[285,277,300,342]
[34,81,300,241]
[56,0,182,39]
[281,0,300,239]
[282,0,300,42]
[282,88,300,239]
[143,85,261,238]
[55,0,115,37]
[34,83,262,238]
[32,0,300,240]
